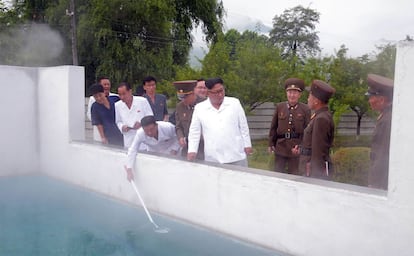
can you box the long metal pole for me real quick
[69,0,78,65]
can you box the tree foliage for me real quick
[367,44,396,78]
[1,1,400,131]
[2,0,224,93]
[269,5,320,60]
[327,45,370,136]
[202,29,289,111]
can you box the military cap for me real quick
[366,74,394,98]
[89,83,104,95]
[285,78,305,92]
[141,115,156,127]
[309,80,335,103]
[205,77,224,89]
[173,80,197,96]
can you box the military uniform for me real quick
[174,81,205,159]
[298,80,335,179]
[269,101,310,174]
[299,107,334,179]
[366,74,394,190]
[369,105,392,189]
[269,78,311,174]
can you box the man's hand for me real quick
[291,145,300,155]
[133,121,141,130]
[306,162,311,177]
[179,137,187,147]
[244,147,253,155]
[267,146,275,154]
[122,125,130,133]
[187,152,196,161]
[101,137,108,144]
[124,165,134,181]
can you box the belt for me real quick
[276,133,301,139]
[300,148,312,156]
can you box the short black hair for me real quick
[197,78,205,82]
[97,76,110,83]
[135,85,145,96]
[89,83,104,95]
[205,77,224,89]
[141,115,157,127]
[117,82,132,90]
[142,76,157,85]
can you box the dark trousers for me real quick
[274,154,299,175]
[298,155,333,180]
[181,140,205,160]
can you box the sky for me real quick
[191,0,414,63]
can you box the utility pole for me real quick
[66,0,78,65]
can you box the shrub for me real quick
[332,147,370,186]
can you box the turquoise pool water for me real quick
[0,175,281,255]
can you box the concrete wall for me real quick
[0,66,39,176]
[2,42,414,256]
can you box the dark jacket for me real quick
[175,98,204,159]
[369,105,392,190]
[268,102,311,157]
[299,106,334,179]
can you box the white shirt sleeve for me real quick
[166,123,181,152]
[126,129,144,169]
[142,97,154,117]
[86,96,95,121]
[187,104,202,153]
[236,99,252,148]
[115,102,125,133]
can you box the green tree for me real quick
[269,5,320,60]
[0,2,25,64]
[172,0,224,65]
[2,0,223,92]
[367,43,396,78]
[202,29,287,111]
[0,1,66,66]
[22,0,49,22]
[328,45,370,137]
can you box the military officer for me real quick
[268,78,311,174]
[174,80,205,159]
[366,74,394,190]
[292,80,335,180]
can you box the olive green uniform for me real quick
[175,98,204,159]
[299,107,334,179]
[269,102,311,174]
[368,105,392,189]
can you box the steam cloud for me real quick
[0,23,65,66]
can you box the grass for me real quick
[248,140,272,170]
[248,135,372,171]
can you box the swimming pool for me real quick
[0,175,282,255]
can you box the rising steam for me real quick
[0,23,65,66]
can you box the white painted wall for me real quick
[2,42,414,256]
[0,66,39,176]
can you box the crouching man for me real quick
[124,115,180,181]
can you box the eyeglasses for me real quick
[208,88,225,95]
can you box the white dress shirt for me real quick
[115,96,153,148]
[187,96,252,164]
[87,93,118,142]
[126,121,181,169]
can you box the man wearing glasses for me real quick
[187,78,252,167]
